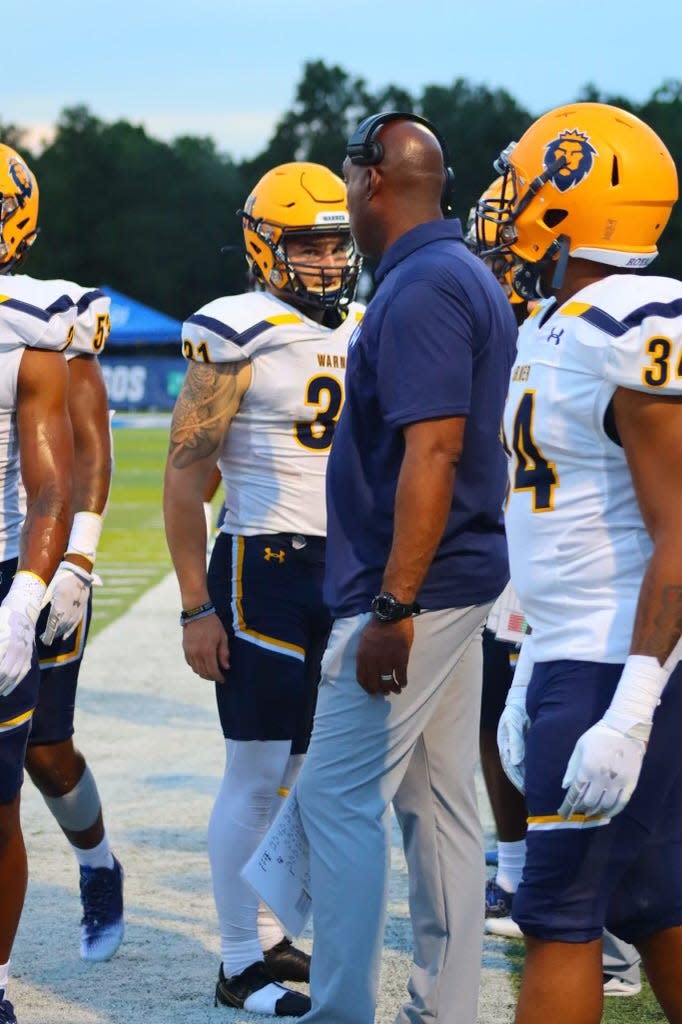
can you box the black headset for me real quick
[346,111,455,216]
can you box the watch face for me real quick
[371,593,399,621]
[372,593,419,622]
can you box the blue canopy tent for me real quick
[98,286,187,410]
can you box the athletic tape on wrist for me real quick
[66,511,103,563]
[604,654,669,738]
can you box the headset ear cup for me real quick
[347,111,456,214]
[346,140,384,166]
[441,166,456,216]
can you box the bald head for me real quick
[343,117,449,259]
[375,120,446,205]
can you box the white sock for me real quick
[0,960,8,1002]
[208,738,291,977]
[496,839,526,895]
[258,904,284,954]
[71,833,114,870]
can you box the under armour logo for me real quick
[547,326,564,346]
[264,547,286,563]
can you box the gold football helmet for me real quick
[476,103,678,297]
[0,143,39,273]
[241,162,361,312]
[466,177,524,305]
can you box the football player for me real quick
[466,175,528,324]
[164,162,362,1017]
[13,280,123,964]
[0,144,75,1024]
[470,178,644,994]
[477,104,682,1023]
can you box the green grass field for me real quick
[90,427,665,1023]
[90,427,173,638]
[500,937,664,1023]
[604,990,666,1023]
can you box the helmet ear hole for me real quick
[543,209,568,229]
[611,156,620,186]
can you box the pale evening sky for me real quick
[7,0,681,159]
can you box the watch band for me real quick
[371,592,421,622]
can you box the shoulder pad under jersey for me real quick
[0,274,77,353]
[558,275,682,396]
[45,281,111,358]
[182,291,321,363]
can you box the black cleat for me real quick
[264,937,311,983]
[0,998,17,1024]
[214,961,311,1017]
[79,857,125,962]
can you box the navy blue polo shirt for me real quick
[324,219,517,618]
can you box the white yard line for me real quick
[14,573,515,1024]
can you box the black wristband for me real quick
[180,601,215,626]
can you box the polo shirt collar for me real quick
[375,219,464,283]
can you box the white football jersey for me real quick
[48,281,111,359]
[504,274,682,663]
[5,276,110,359]
[0,274,76,355]
[182,291,364,537]
[0,347,25,562]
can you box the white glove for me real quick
[558,722,646,819]
[40,561,100,646]
[0,571,46,696]
[558,655,669,820]
[0,605,36,696]
[496,634,534,794]
[497,685,530,793]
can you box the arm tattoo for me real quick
[168,362,246,469]
[633,574,682,663]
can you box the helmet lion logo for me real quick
[543,129,597,193]
[8,157,33,199]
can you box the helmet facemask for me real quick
[243,214,361,313]
[240,162,362,316]
[467,170,531,304]
[475,144,571,300]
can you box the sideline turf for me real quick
[90,427,172,637]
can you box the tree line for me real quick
[2,62,681,320]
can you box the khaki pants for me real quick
[297,604,490,1024]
